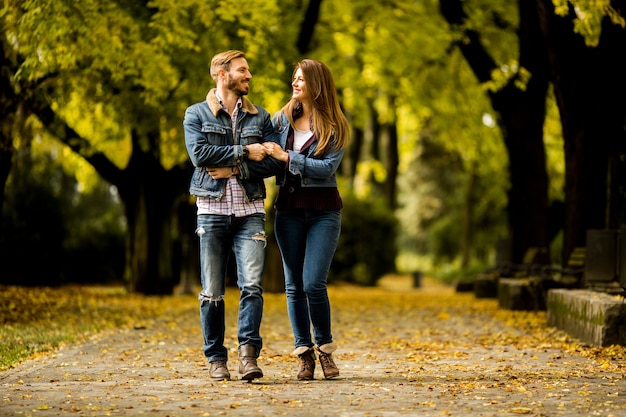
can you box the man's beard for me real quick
[227,78,249,96]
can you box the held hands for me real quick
[244,142,289,162]
[262,142,289,162]
[246,143,269,161]
[206,142,287,178]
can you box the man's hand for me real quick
[245,143,268,161]
[206,166,238,179]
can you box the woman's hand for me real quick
[263,142,289,162]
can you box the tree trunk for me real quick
[297,0,323,54]
[346,126,363,180]
[176,199,198,295]
[461,164,477,268]
[383,96,400,210]
[440,0,552,265]
[383,121,399,209]
[535,0,626,263]
[114,129,188,294]
[0,40,17,223]
[0,116,14,225]
[31,96,188,294]
[120,180,178,295]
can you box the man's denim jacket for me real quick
[183,89,280,202]
[268,112,344,188]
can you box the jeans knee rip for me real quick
[252,231,267,248]
[199,292,224,305]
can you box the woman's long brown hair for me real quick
[279,59,349,156]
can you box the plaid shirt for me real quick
[196,94,265,217]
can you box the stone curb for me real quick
[547,288,626,346]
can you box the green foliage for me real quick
[553,0,626,46]
[544,87,565,203]
[313,0,453,125]
[308,0,517,279]
[332,191,398,286]
[4,0,295,169]
[2,0,301,292]
[396,112,508,271]
[1,0,576,288]
[435,259,491,285]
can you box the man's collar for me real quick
[206,89,259,116]
[215,91,242,113]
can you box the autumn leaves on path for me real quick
[2,276,625,416]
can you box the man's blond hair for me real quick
[210,50,246,81]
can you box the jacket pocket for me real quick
[192,167,210,187]
[201,123,229,145]
[240,126,264,144]
[201,123,227,134]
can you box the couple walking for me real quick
[183,50,349,381]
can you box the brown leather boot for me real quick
[315,343,339,379]
[293,346,316,380]
[238,344,263,381]
[209,360,230,380]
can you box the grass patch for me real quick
[0,284,194,371]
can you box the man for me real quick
[183,50,280,381]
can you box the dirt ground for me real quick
[1,276,625,416]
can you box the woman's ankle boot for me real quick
[315,343,339,379]
[293,346,316,380]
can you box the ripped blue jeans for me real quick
[196,213,266,363]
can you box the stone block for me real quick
[547,289,626,347]
[474,273,498,298]
[455,281,474,293]
[498,278,546,311]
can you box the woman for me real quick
[263,59,349,380]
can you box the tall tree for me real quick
[313,0,511,268]
[0,38,17,220]
[297,0,323,54]
[439,0,552,265]
[535,0,626,263]
[2,0,290,293]
[315,0,435,209]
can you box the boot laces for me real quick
[299,355,314,372]
[212,360,227,369]
[318,351,336,369]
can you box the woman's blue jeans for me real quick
[196,213,266,362]
[274,209,341,349]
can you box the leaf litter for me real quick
[1,275,625,416]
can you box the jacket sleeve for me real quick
[287,145,344,180]
[270,112,343,180]
[183,106,242,167]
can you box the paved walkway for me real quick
[1,276,625,416]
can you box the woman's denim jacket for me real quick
[270,112,344,188]
[183,89,279,202]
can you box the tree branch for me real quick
[439,0,497,84]
[297,0,323,54]
[28,92,124,186]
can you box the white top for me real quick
[293,128,314,153]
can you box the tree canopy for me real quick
[1,0,625,292]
